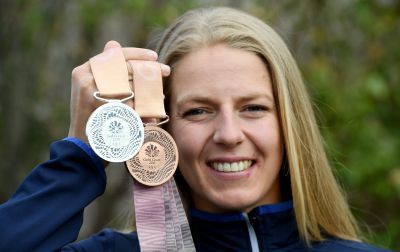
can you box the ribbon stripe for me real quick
[134,181,167,251]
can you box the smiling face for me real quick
[168,44,283,213]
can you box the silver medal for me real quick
[86,102,144,162]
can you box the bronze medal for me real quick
[126,126,178,186]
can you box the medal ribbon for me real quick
[89,48,132,97]
[87,48,144,162]
[127,60,195,251]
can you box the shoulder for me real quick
[310,238,391,252]
[62,228,140,252]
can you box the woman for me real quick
[0,7,389,251]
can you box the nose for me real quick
[212,110,244,146]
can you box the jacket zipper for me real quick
[242,213,260,252]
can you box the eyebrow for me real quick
[175,96,214,108]
[238,93,275,103]
[175,93,275,108]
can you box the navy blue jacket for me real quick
[0,139,390,251]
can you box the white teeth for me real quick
[231,162,238,172]
[211,160,252,172]
[223,163,231,172]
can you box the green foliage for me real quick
[1,0,398,250]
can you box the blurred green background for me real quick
[0,0,399,250]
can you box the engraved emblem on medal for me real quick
[86,101,144,162]
[127,126,178,186]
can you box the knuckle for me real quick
[71,67,94,90]
[71,66,83,79]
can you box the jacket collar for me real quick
[189,200,293,222]
[189,201,302,251]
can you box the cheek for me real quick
[171,123,200,170]
[251,118,283,155]
[174,132,200,190]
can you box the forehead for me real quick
[169,44,273,101]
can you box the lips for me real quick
[210,160,253,172]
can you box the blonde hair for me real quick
[156,7,360,245]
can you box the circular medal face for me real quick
[86,102,144,162]
[126,126,178,186]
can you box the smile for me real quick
[210,160,252,172]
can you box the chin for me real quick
[208,193,263,213]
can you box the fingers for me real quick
[104,40,122,51]
[104,40,171,76]
[121,47,158,61]
[74,42,170,85]
[160,64,171,77]
[103,40,159,61]
[68,41,170,146]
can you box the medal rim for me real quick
[127,125,178,186]
[86,102,144,163]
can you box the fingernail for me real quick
[147,50,158,59]
[161,64,171,74]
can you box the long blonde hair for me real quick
[156,7,360,245]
